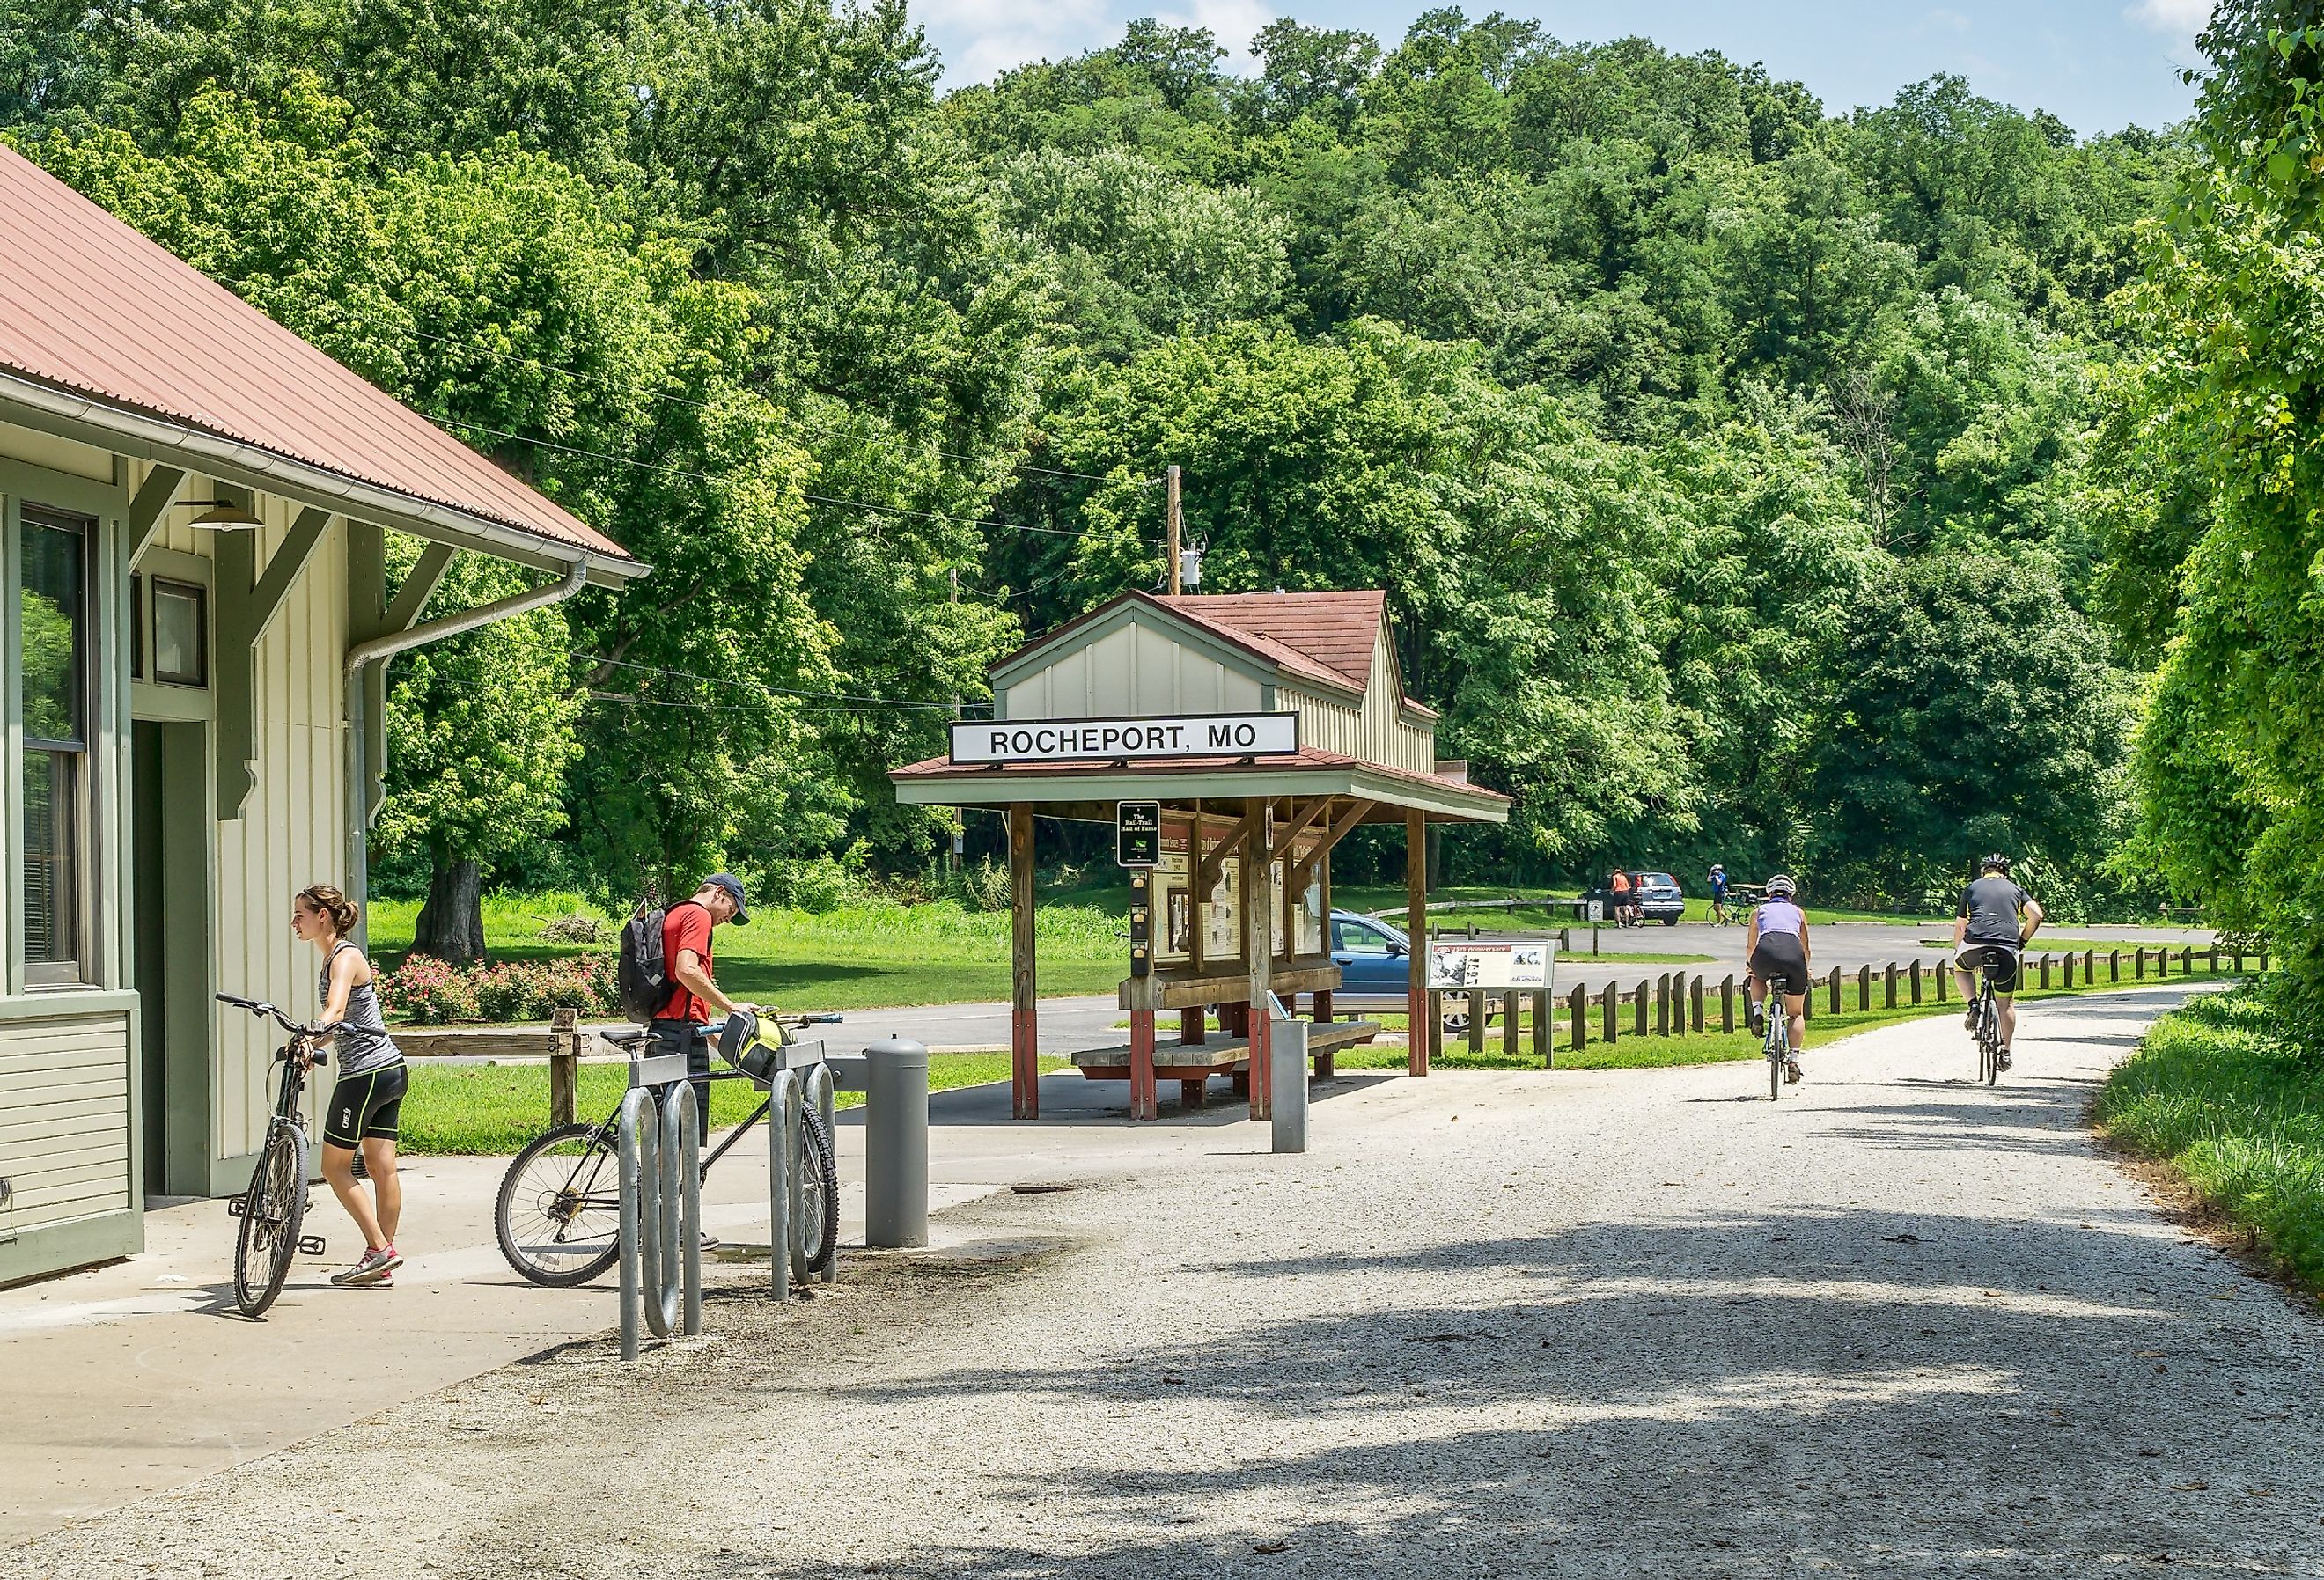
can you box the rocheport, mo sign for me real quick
[950,712,1301,765]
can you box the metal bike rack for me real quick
[618,1052,702,1362]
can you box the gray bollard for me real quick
[1271,1017,1308,1154]
[866,1036,930,1248]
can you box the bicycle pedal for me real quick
[226,1195,247,1217]
[298,1234,327,1257]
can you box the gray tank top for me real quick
[325,942,402,1075]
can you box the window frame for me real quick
[15,502,94,988]
[147,575,207,687]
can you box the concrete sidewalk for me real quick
[0,1068,1344,1546]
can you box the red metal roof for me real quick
[0,145,635,564]
[1155,591,1382,694]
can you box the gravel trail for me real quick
[6,982,2317,1577]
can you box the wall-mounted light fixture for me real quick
[175,498,265,531]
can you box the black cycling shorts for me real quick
[1957,943,2021,995]
[1750,934,1809,994]
[324,1062,408,1150]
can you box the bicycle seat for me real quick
[603,1027,658,1052]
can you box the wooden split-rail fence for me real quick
[1422,944,2264,1069]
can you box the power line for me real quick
[403,325,1142,484]
[572,650,968,711]
[434,415,1157,545]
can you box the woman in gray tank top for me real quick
[293,883,407,1289]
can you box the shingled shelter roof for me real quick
[0,144,640,574]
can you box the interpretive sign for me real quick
[1425,942,1551,991]
[950,712,1299,765]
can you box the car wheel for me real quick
[1664,915,1680,927]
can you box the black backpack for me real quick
[617,901,673,1024]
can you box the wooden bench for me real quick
[1073,1020,1381,1106]
[1118,957,1343,1011]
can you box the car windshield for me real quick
[1641,872,1675,886]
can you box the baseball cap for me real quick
[704,872,750,925]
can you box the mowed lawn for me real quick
[367,891,1128,1010]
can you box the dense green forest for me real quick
[0,2,2225,937]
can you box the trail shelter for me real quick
[0,147,645,1284]
[891,590,1507,1121]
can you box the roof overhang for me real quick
[892,756,1509,825]
[0,369,647,587]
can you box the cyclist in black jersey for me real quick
[1952,855,2044,1071]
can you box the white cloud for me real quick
[916,0,1112,82]
[1158,0,1274,69]
[2123,0,2212,45]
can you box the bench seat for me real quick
[1073,1020,1381,1103]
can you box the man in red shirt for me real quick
[653,873,754,1135]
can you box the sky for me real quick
[915,0,2211,136]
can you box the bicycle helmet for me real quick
[1980,853,2012,875]
[1765,874,1797,898]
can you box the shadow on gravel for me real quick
[788,1208,2315,1577]
[841,1069,1401,1129]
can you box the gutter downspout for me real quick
[342,558,592,946]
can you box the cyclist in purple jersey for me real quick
[1745,875,1813,1083]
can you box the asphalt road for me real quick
[851,922,2218,1053]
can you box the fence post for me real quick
[1569,983,1585,1053]
[2110,949,2121,982]
[1828,966,1842,1017]
[1690,974,1704,1033]
[1936,960,1948,1002]
[1504,991,1520,1058]
[1534,989,1552,1067]
[2209,944,2220,974]
[1602,985,1618,1046]
[2181,946,2192,974]
[2135,947,2146,979]
[549,1005,580,1128]
[2040,954,2052,990]
[1909,959,1923,1003]
[1720,975,1735,1035]
[1884,962,1898,1009]
[1633,981,1647,1038]
[2063,952,2075,989]
[1857,965,1872,1012]
[1656,974,1670,1036]
[2261,947,2270,972]
[2157,948,2168,980]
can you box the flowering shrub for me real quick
[379,952,619,1025]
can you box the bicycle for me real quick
[495,1011,844,1288]
[216,993,340,1317]
[1753,968,1802,1101]
[1966,949,2014,1086]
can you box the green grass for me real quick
[366,889,1129,1012]
[397,1051,1071,1155]
[2097,987,2324,1297]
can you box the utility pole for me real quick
[948,567,963,881]
[1166,463,1183,597]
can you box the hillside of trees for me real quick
[0,1,2195,938]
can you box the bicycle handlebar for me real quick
[216,993,350,1051]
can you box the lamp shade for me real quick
[180,499,265,531]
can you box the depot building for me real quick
[0,148,645,1284]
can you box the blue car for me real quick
[1328,908,1414,1007]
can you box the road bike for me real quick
[1754,969,1800,1101]
[217,993,340,1317]
[495,1012,844,1288]
[1966,949,2015,1085]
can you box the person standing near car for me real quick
[654,873,757,1136]
[1609,867,1634,927]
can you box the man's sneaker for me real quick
[1747,1003,1765,1037]
[335,1245,401,1286]
[1996,1049,2013,1072]
[699,1230,720,1251]
[1784,1057,1805,1084]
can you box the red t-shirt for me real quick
[656,900,715,1023]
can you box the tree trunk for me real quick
[411,853,486,963]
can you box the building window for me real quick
[150,577,206,687]
[20,506,87,985]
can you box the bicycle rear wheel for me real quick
[497,1122,622,1286]
[795,1103,840,1277]
[234,1123,306,1317]
[1767,1017,1783,1102]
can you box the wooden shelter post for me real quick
[1408,807,1429,1076]
[1245,797,1275,1120]
[1010,804,1038,1119]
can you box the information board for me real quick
[1425,941,1552,991]
[1115,800,1160,866]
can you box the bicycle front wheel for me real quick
[497,1122,622,1287]
[234,1123,306,1317]
[794,1103,840,1278]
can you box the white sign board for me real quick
[1426,942,1552,991]
[950,712,1300,766]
